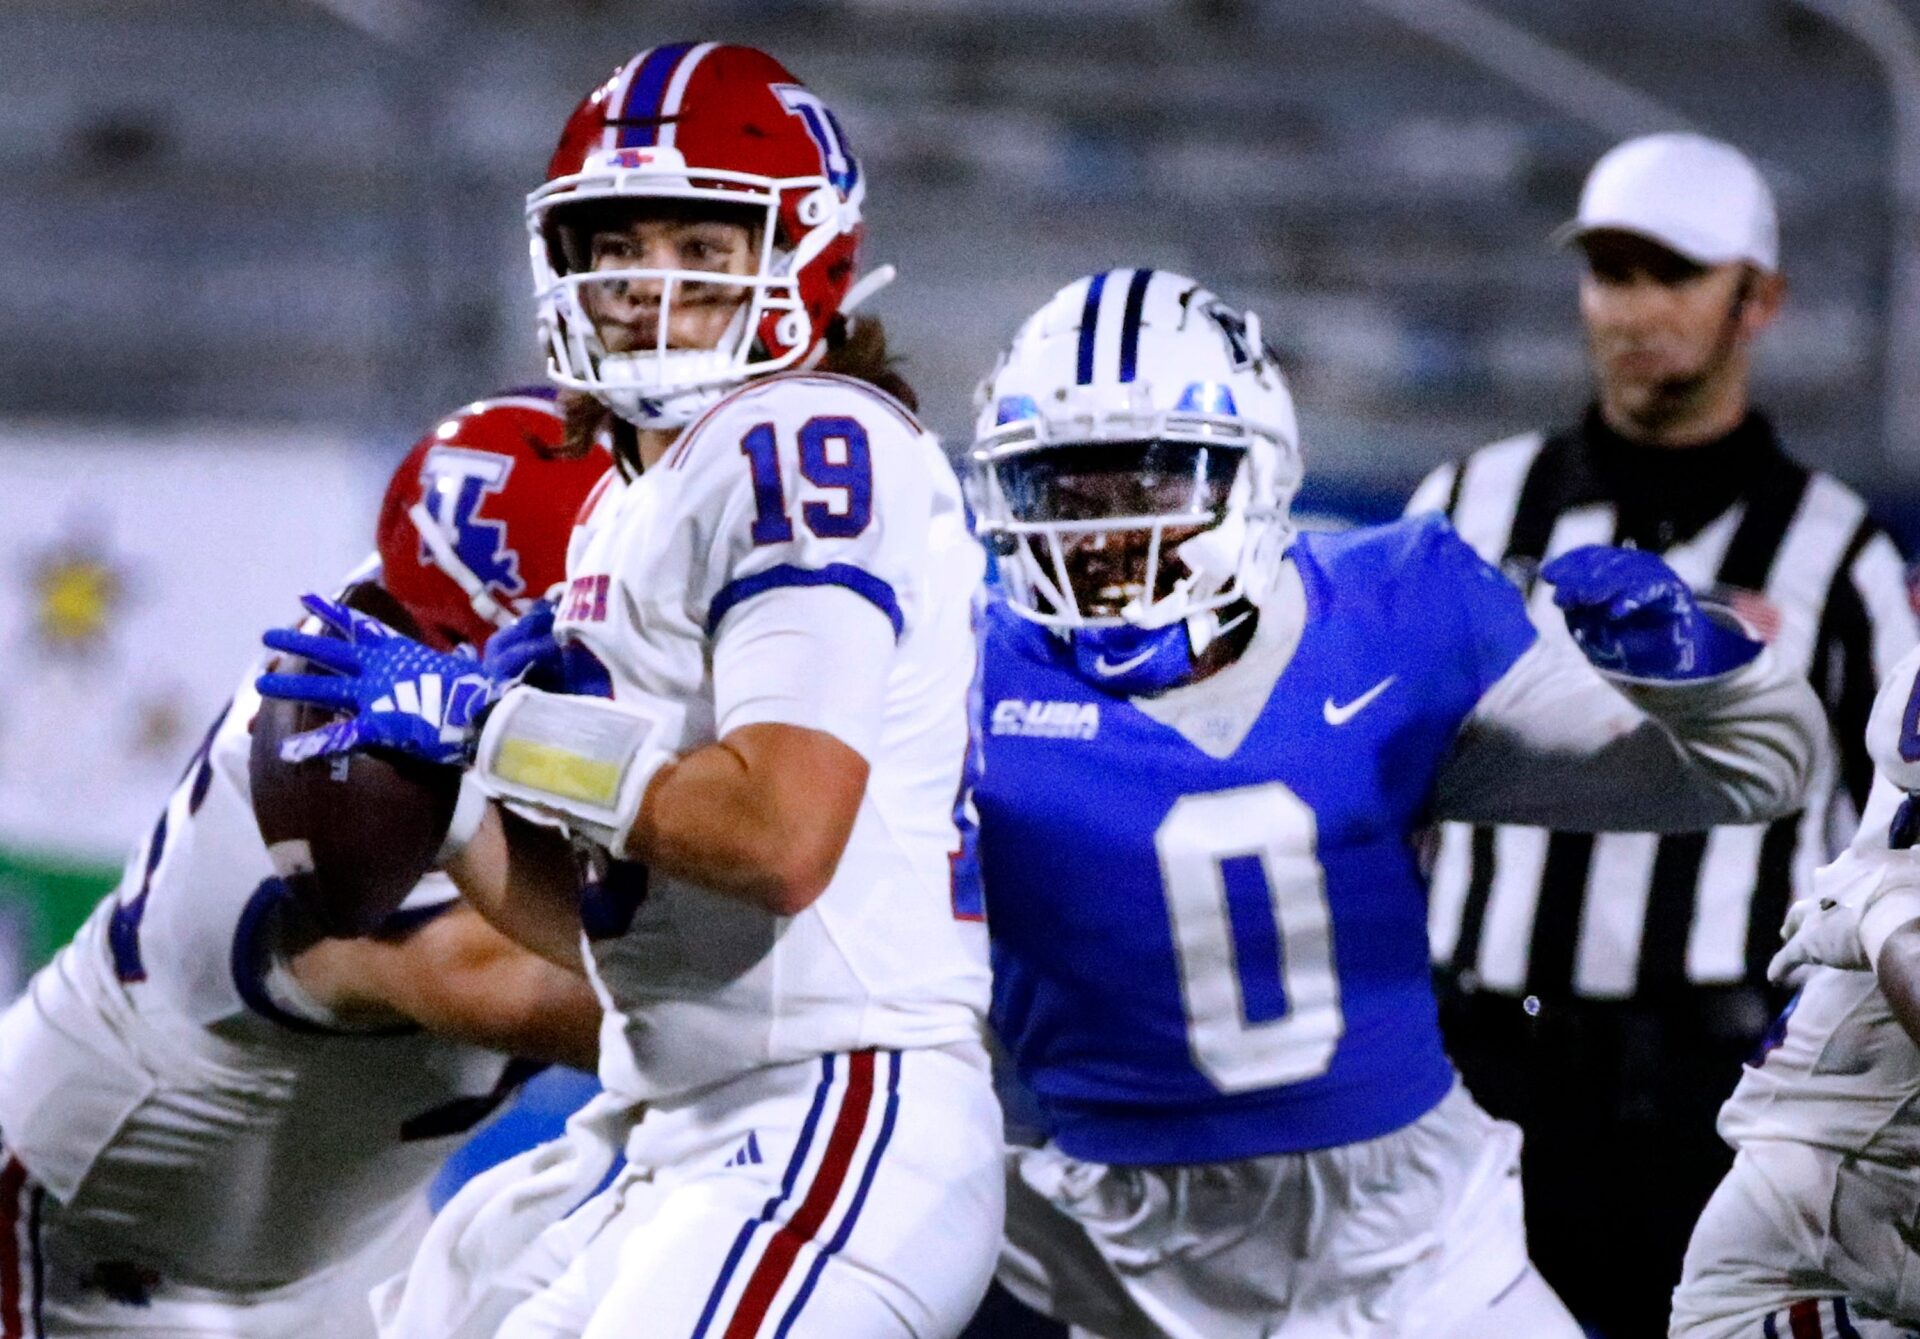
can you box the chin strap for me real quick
[840,263,897,319]
[408,501,519,631]
[1188,604,1251,658]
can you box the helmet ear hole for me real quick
[798,187,833,227]
[775,310,808,349]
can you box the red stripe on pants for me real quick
[1788,1299,1824,1339]
[0,1157,25,1339]
[723,1051,877,1339]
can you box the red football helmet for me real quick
[376,390,611,650]
[528,42,866,428]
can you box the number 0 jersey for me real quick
[555,373,990,1105]
[978,515,1538,1164]
[0,668,520,1291]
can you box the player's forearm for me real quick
[1606,649,1824,822]
[296,904,603,1066]
[1435,639,1822,830]
[625,722,868,916]
[446,803,587,972]
[375,907,602,1068]
[1876,922,1920,1049]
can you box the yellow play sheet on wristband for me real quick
[492,739,623,808]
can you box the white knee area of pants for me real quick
[492,1049,1004,1339]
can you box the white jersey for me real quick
[556,372,990,1104]
[1718,770,1920,1166]
[0,668,518,1292]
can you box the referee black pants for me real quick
[1437,976,1779,1339]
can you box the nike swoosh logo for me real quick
[1093,646,1159,677]
[1323,676,1396,726]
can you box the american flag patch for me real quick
[1711,585,1782,644]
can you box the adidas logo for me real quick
[990,699,1100,740]
[371,670,493,742]
[724,1132,764,1168]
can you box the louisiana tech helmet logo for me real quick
[773,84,860,198]
[417,446,524,599]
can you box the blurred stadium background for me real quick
[2,0,1918,984]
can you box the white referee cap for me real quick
[1554,133,1779,273]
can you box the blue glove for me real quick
[481,599,614,698]
[482,599,562,688]
[1541,545,1762,680]
[258,594,496,765]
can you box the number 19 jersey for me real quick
[556,373,991,1106]
[977,515,1538,1165]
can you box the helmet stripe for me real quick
[1074,270,1109,385]
[656,41,719,150]
[617,41,698,147]
[1116,267,1153,383]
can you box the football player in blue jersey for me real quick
[966,269,1827,1339]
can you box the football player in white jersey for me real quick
[0,392,608,1338]
[258,43,1001,1339]
[963,270,1825,1339]
[1671,645,1920,1339]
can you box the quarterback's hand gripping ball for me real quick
[258,594,495,767]
[480,597,613,699]
[481,598,563,690]
[1541,545,1763,681]
[250,583,471,937]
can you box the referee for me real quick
[1409,133,1920,1337]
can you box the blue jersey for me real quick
[977,514,1538,1164]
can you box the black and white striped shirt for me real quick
[1409,409,1918,999]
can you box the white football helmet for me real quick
[971,269,1302,632]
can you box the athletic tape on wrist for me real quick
[433,772,491,868]
[474,685,681,856]
[1860,882,1920,966]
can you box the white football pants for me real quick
[1,1142,425,1339]
[997,1082,1581,1339]
[378,1044,1003,1339]
[1672,1139,1920,1338]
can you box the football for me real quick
[249,581,464,938]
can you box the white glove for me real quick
[1767,844,1920,988]
[1768,895,1869,987]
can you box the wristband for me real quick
[1860,881,1920,966]
[473,686,682,857]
